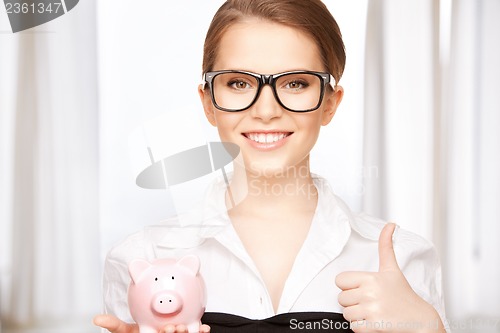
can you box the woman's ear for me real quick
[198,84,217,127]
[321,85,344,126]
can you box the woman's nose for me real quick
[249,85,283,121]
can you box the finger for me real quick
[175,324,187,333]
[93,314,137,333]
[338,288,362,307]
[378,222,399,272]
[200,324,211,333]
[349,320,368,333]
[160,325,176,333]
[341,304,365,323]
[335,271,371,290]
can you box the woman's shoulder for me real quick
[105,215,210,265]
[349,212,441,271]
[313,174,438,260]
[352,212,434,245]
[105,228,149,265]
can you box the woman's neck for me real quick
[225,157,318,218]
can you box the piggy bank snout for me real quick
[152,292,183,315]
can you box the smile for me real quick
[242,132,292,144]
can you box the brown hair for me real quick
[202,0,346,84]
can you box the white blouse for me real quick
[102,175,448,330]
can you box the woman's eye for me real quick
[228,80,251,90]
[285,80,308,90]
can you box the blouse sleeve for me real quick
[101,230,148,324]
[394,228,450,333]
[102,251,133,322]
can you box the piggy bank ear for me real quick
[128,259,152,284]
[177,255,200,276]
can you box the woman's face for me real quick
[199,19,343,177]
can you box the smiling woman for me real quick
[198,17,345,315]
[94,1,448,333]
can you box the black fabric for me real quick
[201,312,353,332]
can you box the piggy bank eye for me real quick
[171,276,175,280]
[154,277,158,281]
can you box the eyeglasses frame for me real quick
[202,70,335,113]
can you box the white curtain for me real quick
[0,0,101,331]
[363,0,500,330]
[363,0,438,240]
[444,0,500,323]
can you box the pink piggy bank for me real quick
[127,255,206,333]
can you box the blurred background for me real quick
[1,0,499,332]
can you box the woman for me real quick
[94,1,448,332]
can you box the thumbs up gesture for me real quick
[335,223,446,333]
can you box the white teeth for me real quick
[246,132,289,143]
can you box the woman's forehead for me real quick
[213,20,324,73]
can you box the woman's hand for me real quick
[93,315,138,333]
[335,223,445,333]
[93,314,211,333]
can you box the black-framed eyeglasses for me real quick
[203,70,335,112]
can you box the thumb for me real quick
[93,314,137,333]
[378,222,399,272]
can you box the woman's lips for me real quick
[241,132,293,150]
